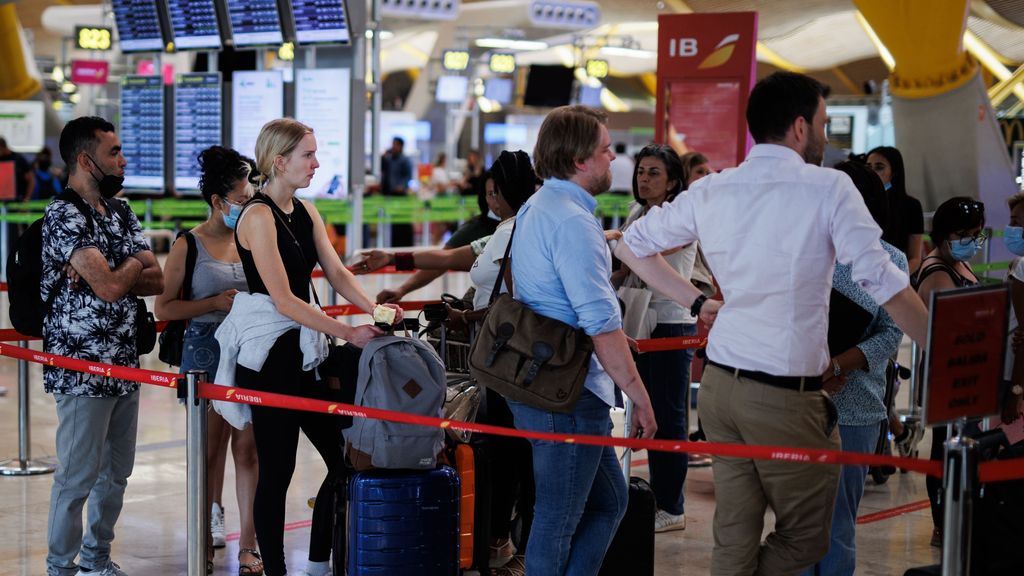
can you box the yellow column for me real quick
[854,0,975,99]
[0,3,41,100]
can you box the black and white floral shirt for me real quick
[41,191,150,397]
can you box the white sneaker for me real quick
[76,560,127,575]
[654,509,686,533]
[211,502,226,548]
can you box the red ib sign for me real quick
[70,60,110,85]
[655,13,758,170]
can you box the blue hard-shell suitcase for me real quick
[347,466,460,575]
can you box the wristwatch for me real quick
[832,358,842,378]
[690,294,708,317]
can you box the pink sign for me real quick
[70,60,110,85]
[136,60,155,76]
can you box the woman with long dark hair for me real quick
[867,146,924,273]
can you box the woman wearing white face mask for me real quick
[914,195,985,548]
[999,194,1024,428]
[155,145,261,575]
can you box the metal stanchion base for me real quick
[0,458,56,476]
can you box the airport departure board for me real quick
[291,0,351,45]
[111,0,165,52]
[174,73,222,192]
[120,76,165,191]
[225,0,284,47]
[166,0,222,50]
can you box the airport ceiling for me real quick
[16,0,1024,96]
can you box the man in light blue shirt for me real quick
[506,105,658,576]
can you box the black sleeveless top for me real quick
[237,192,318,302]
[912,256,978,291]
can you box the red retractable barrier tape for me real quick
[4,340,1023,482]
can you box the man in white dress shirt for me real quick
[615,72,928,575]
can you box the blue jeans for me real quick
[507,390,628,576]
[636,322,696,515]
[180,321,221,376]
[801,422,879,576]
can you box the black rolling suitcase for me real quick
[599,398,656,576]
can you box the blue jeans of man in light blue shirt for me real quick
[800,422,880,576]
[506,390,629,576]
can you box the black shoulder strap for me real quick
[914,258,963,289]
[177,231,198,301]
[57,188,95,234]
[489,220,516,305]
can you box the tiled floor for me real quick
[0,275,944,575]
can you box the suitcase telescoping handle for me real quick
[621,398,633,483]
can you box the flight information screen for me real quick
[174,73,222,192]
[291,0,350,45]
[111,0,165,52]
[120,76,165,191]
[225,0,284,47]
[166,0,222,50]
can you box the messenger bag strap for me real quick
[488,220,516,305]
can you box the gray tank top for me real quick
[190,234,248,324]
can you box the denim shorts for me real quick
[180,320,221,376]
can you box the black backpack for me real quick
[6,189,142,338]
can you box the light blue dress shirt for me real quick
[510,178,621,406]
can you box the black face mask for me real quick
[87,155,124,199]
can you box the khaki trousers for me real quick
[699,363,841,576]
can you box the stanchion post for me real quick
[185,371,209,576]
[0,341,56,476]
[941,421,977,576]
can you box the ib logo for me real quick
[327,404,338,414]
[669,33,741,70]
[226,389,236,399]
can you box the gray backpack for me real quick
[343,336,447,470]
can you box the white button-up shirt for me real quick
[622,144,909,377]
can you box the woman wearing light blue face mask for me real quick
[913,195,984,548]
[1000,194,1024,428]
[154,145,262,576]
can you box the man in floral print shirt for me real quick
[43,116,163,576]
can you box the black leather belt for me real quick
[706,359,823,392]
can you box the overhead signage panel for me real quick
[174,73,222,192]
[226,0,284,47]
[166,0,222,50]
[120,75,165,191]
[112,0,165,53]
[291,0,351,45]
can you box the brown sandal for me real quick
[238,548,264,576]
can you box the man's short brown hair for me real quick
[533,105,608,180]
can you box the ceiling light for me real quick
[475,38,548,51]
[599,45,654,59]
[365,30,394,40]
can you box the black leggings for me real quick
[237,330,344,576]
[481,389,535,547]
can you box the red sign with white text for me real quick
[923,285,1009,426]
[656,12,757,170]
[71,60,110,85]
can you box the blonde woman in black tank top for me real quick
[236,119,402,576]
